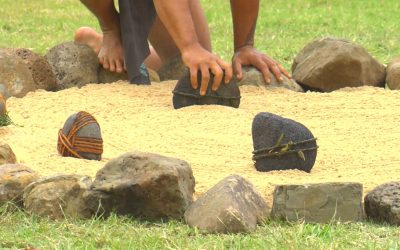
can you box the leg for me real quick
[148,0,211,63]
[74,27,162,71]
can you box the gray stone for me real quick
[386,57,400,90]
[364,182,400,225]
[58,111,103,160]
[272,183,364,223]
[252,112,317,173]
[0,49,36,98]
[45,42,99,90]
[0,164,39,206]
[11,48,57,91]
[85,151,195,220]
[173,69,241,109]
[158,54,186,81]
[184,175,269,234]
[23,174,92,219]
[0,142,17,165]
[238,66,304,92]
[292,37,386,92]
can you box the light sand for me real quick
[1,81,400,202]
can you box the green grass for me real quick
[1,0,400,249]
[0,205,399,250]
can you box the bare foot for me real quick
[74,27,103,54]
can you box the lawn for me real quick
[1,0,400,249]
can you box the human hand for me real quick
[98,30,126,73]
[232,45,290,83]
[181,43,233,96]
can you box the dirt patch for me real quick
[2,81,400,203]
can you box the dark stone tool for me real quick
[252,112,318,172]
[172,69,241,109]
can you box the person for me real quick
[76,0,290,95]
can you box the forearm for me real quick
[230,0,259,51]
[153,0,200,53]
[80,0,120,32]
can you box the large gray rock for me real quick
[184,175,269,233]
[252,112,318,173]
[46,42,99,90]
[386,57,400,90]
[292,37,386,92]
[238,66,304,92]
[272,183,364,223]
[85,151,195,220]
[364,182,400,225]
[0,49,36,98]
[158,54,186,81]
[11,48,57,91]
[0,164,39,206]
[0,142,17,165]
[23,174,92,219]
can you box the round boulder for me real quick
[386,57,400,90]
[0,49,36,98]
[0,142,17,165]
[238,66,304,92]
[57,111,103,160]
[0,94,6,116]
[46,42,99,90]
[252,112,318,172]
[292,37,386,92]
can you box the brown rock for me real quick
[23,174,92,219]
[292,37,386,92]
[0,94,6,116]
[0,164,39,206]
[0,142,17,165]
[158,54,186,81]
[238,66,304,92]
[184,175,270,233]
[45,42,99,90]
[0,49,36,98]
[10,48,57,91]
[386,57,400,90]
[364,182,400,225]
[85,151,195,220]
[272,182,364,223]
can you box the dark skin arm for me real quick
[153,0,233,95]
[80,0,125,73]
[230,0,290,83]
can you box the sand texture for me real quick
[1,81,400,202]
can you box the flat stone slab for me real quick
[85,151,195,220]
[364,182,400,225]
[23,174,92,219]
[184,175,269,233]
[0,164,39,207]
[173,69,241,109]
[238,66,304,92]
[271,182,363,223]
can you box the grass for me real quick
[0,205,399,250]
[1,0,400,249]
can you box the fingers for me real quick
[190,67,199,89]
[210,63,223,91]
[200,65,210,96]
[264,58,282,82]
[233,59,243,80]
[278,64,291,79]
[217,59,232,84]
[253,59,271,84]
